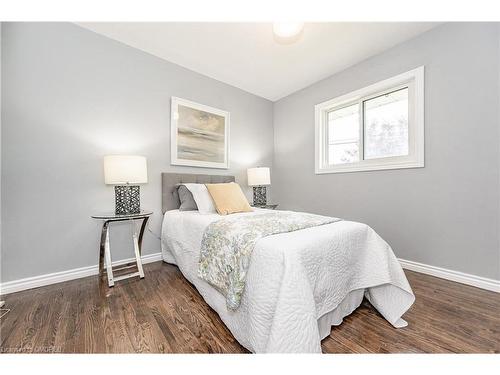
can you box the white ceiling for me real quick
[78,22,439,101]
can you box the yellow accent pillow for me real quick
[205,182,253,215]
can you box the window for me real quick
[315,67,424,174]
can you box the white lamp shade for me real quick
[104,155,148,185]
[247,167,271,186]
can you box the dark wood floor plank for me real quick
[1,262,498,353]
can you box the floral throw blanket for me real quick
[198,211,340,310]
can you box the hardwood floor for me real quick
[1,261,499,353]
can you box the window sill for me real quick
[315,159,424,174]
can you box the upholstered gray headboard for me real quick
[161,173,235,213]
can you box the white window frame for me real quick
[315,66,424,174]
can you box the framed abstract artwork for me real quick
[170,97,230,169]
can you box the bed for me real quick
[160,173,415,353]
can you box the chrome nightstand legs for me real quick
[132,232,145,279]
[104,225,114,286]
[98,216,149,287]
[99,221,111,285]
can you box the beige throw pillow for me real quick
[205,182,253,215]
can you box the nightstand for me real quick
[252,204,278,210]
[91,210,152,287]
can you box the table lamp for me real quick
[247,167,271,205]
[104,155,148,215]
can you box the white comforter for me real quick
[161,209,415,353]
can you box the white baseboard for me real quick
[2,253,498,296]
[399,258,500,293]
[0,252,163,296]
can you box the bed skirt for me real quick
[317,289,364,340]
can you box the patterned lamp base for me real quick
[115,185,141,215]
[252,186,267,206]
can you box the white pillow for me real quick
[183,183,217,214]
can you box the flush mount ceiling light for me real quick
[273,22,304,43]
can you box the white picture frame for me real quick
[170,97,230,169]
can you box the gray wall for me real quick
[273,23,500,279]
[0,23,2,285]
[1,23,274,282]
